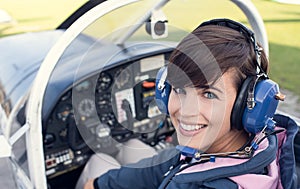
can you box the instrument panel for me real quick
[43,53,175,178]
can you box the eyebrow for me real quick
[197,85,223,94]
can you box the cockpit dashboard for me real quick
[41,40,176,179]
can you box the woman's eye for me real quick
[203,91,217,99]
[173,87,186,94]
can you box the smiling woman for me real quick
[164,17,274,152]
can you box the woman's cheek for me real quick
[168,92,181,128]
[168,91,179,115]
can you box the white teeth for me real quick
[180,123,206,131]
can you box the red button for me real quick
[142,81,155,88]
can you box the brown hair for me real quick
[167,24,269,91]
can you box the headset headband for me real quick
[199,18,266,75]
[200,18,270,109]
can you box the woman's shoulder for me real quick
[274,114,299,189]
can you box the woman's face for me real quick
[168,70,243,152]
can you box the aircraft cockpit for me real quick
[0,0,299,188]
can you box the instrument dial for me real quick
[78,98,95,118]
[75,80,91,92]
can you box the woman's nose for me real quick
[179,91,200,116]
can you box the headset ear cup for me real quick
[155,83,171,115]
[231,77,254,130]
[243,79,280,134]
[155,66,171,115]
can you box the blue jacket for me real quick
[94,114,298,189]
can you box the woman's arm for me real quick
[84,179,96,189]
[92,148,180,189]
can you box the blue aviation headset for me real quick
[155,18,284,134]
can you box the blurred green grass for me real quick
[0,0,299,97]
[252,0,300,97]
[0,0,87,36]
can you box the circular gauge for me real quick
[75,80,91,92]
[44,133,56,145]
[56,104,72,122]
[97,72,112,92]
[78,98,95,118]
[115,68,130,89]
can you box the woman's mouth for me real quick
[179,122,208,136]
